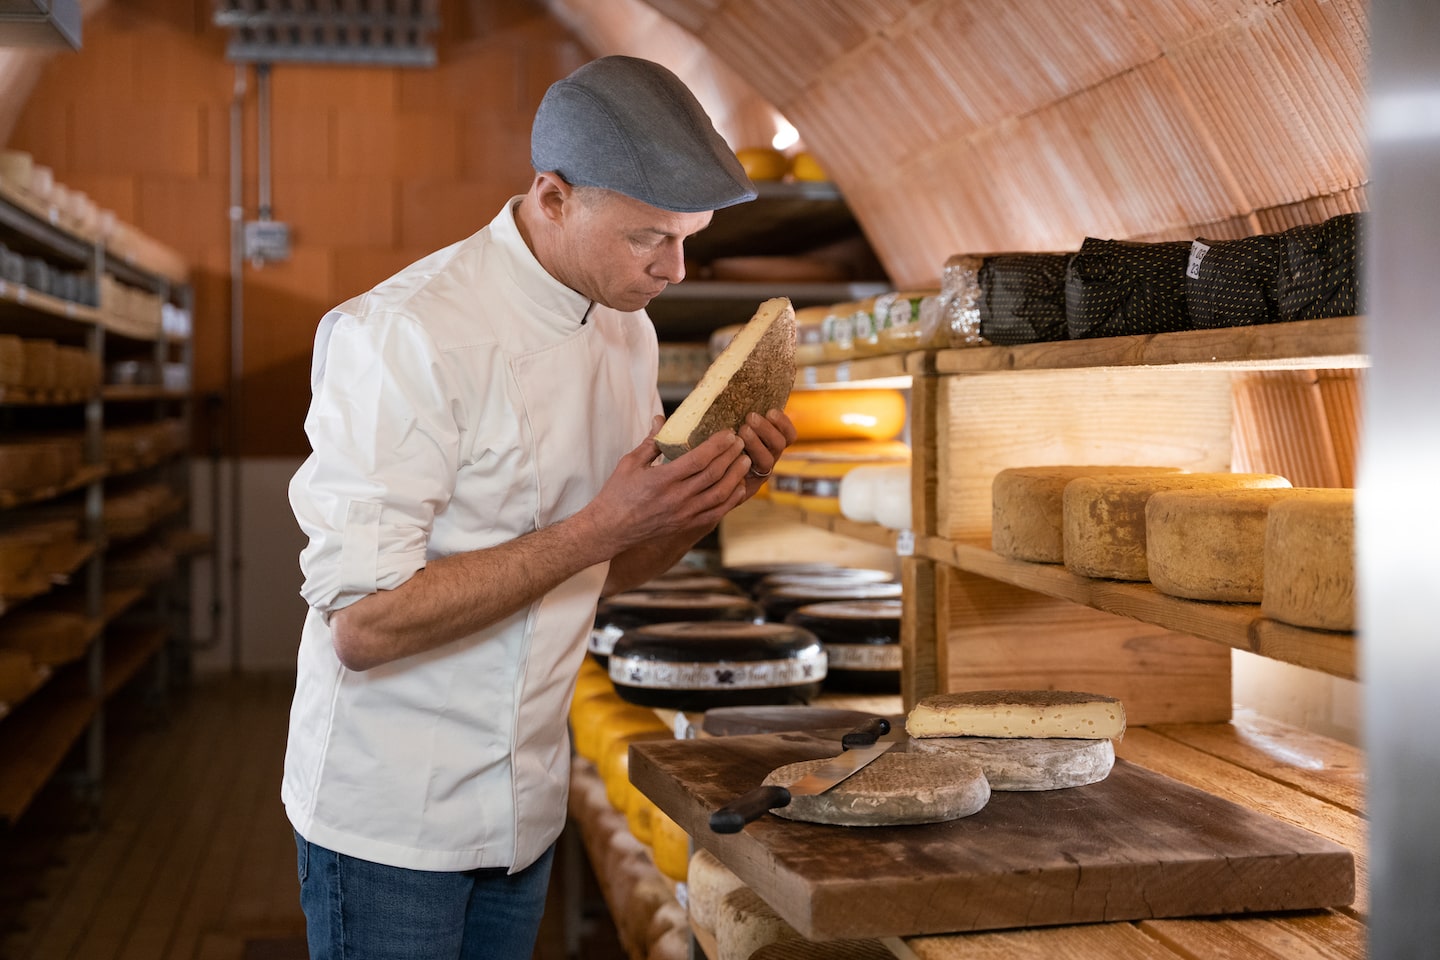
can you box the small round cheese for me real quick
[907,735,1114,790]
[1145,487,1305,602]
[991,465,1185,562]
[762,750,989,826]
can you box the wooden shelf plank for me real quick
[100,385,190,403]
[103,627,165,697]
[930,316,1365,374]
[794,352,914,388]
[917,537,1357,680]
[0,463,106,512]
[0,679,99,825]
[778,505,899,549]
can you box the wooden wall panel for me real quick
[939,368,1234,541]
[1231,369,1362,489]
[937,567,1232,725]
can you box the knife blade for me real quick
[709,717,894,833]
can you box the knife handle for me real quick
[841,716,891,750]
[709,784,792,834]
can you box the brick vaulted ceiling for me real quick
[545,0,1369,289]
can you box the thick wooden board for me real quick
[630,732,1354,941]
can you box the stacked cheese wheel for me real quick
[768,388,908,510]
[990,465,1356,631]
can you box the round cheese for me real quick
[1063,473,1292,581]
[687,848,745,932]
[762,750,989,826]
[991,465,1186,563]
[784,389,907,443]
[650,807,690,882]
[907,735,1114,790]
[1262,489,1355,630]
[906,689,1126,740]
[760,581,902,624]
[609,621,826,709]
[785,599,902,694]
[592,591,763,665]
[1145,487,1303,602]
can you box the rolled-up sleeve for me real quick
[290,309,462,617]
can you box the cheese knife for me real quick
[709,717,894,833]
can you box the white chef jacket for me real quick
[283,197,662,873]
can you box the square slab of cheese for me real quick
[906,689,1126,740]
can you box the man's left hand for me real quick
[737,408,797,499]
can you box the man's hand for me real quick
[581,419,752,552]
[737,408,797,499]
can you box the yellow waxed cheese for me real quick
[1146,487,1310,602]
[991,465,1186,563]
[1262,489,1356,631]
[1063,473,1291,581]
[906,689,1126,740]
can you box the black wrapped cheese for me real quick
[1184,233,1286,328]
[785,599,902,693]
[978,253,1071,345]
[1065,238,1192,339]
[760,581,903,624]
[1276,213,1364,322]
[608,621,826,709]
[590,591,762,666]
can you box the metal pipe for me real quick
[228,63,247,674]
[257,62,272,222]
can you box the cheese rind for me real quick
[1145,487,1303,601]
[991,465,1185,562]
[687,848,745,932]
[906,689,1126,740]
[1262,489,1356,630]
[763,750,989,826]
[907,735,1114,790]
[656,298,796,460]
[1063,473,1292,581]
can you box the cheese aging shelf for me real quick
[770,314,1366,713]
[0,180,199,826]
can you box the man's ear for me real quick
[532,172,573,224]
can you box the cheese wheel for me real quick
[762,750,989,826]
[1063,473,1292,581]
[991,465,1186,563]
[650,808,690,882]
[1262,489,1356,630]
[714,886,802,960]
[838,464,885,522]
[687,848,745,933]
[783,389,906,442]
[785,599,901,694]
[656,298,795,460]
[609,621,826,709]
[760,581,902,624]
[757,569,893,593]
[625,785,662,846]
[1146,487,1304,602]
[907,689,1126,740]
[907,735,1115,790]
[872,464,912,530]
[575,701,668,764]
[591,591,763,664]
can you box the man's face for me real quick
[555,188,713,313]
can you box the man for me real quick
[284,56,794,959]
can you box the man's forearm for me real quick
[602,524,715,597]
[329,512,612,671]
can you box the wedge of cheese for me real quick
[991,465,1185,562]
[655,298,795,460]
[1063,473,1292,581]
[907,690,1126,740]
[1262,489,1355,631]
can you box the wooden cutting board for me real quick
[628,731,1354,941]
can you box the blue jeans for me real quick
[296,831,555,959]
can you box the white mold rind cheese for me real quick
[1063,473,1292,581]
[906,689,1126,740]
[1145,487,1305,602]
[907,735,1115,790]
[1262,488,1356,631]
[762,750,989,826]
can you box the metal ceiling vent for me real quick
[214,0,439,68]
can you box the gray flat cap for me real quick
[531,56,757,213]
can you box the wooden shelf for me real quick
[103,626,166,697]
[794,351,916,388]
[0,279,100,330]
[778,505,901,550]
[931,315,1365,374]
[0,463,107,511]
[917,537,1357,680]
[0,677,99,825]
[101,384,190,403]
[0,383,95,405]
